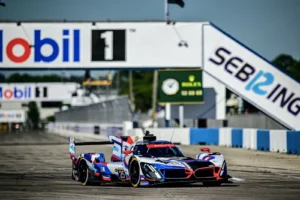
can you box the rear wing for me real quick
[68,137,75,160]
[68,137,113,160]
[68,136,139,161]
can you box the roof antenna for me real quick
[145,130,150,136]
[143,130,156,142]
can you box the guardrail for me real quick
[47,122,300,155]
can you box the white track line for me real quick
[230,177,245,182]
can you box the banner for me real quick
[0,110,25,123]
[203,24,300,130]
[0,82,79,101]
[0,22,205,69]
[158,69,204,104]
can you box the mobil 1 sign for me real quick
[203,25,300,130]
[0,22,204,68]
[0,83,78,101]
[0,110,25,123]
[158,69,204,104]
[91,30,126,61]
[89,22,203,67]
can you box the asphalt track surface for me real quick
[1,131,300,200]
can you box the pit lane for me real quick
[0,131,300,200]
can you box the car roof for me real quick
[136,140,174,145]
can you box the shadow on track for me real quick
[83,182,240,188]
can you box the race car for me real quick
[68,131,231,187]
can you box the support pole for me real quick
[152,70,158,127]
[129,71,135,111]
[116,70,120,93]
[179,104,184,128]
[165,103,171,127]
[164,0,169,21]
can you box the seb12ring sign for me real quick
[203,24,299,130]
[209,47,300,118]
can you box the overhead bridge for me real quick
[1,21,298,130]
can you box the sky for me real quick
[0,0,299,78]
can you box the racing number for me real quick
[117,170,126,180]
[91,29,126,61]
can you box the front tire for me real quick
[129,157,141,187]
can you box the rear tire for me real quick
[78,159,90,186]
[71,162,77,180]
[129,157,141,187]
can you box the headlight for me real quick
[182,162,192,170]
[220,161,227,177]
[140,163,162,180]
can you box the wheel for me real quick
[129,157,141,187]
[202,181,222,187]
[78,159,90,186]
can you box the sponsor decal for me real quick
[0,86,31,100]
[116,169,126,180]
[0,29,80,63]
[140,181,150,186]
[100,167,105,172]
[0,113,22,119]
[209,47,300,117]
[0,85,48,100]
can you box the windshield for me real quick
[146,147,184,157]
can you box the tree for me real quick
[0,73,5,82]
[84,70,91,81]
[6,73,63,82]
[26,101,40,130]
[272,54,300,82]
[46,115,55,122]
[4,72,89,84]
[290,61,300,81]
[112,70,153,112]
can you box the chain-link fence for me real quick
[55,96,133,124]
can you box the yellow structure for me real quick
[82,80,112,86]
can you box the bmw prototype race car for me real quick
[68,132,231,187]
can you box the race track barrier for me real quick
[47,122,131,140]
[47,122,300,155]
[127,128,191,145]
[127,127,300,155]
